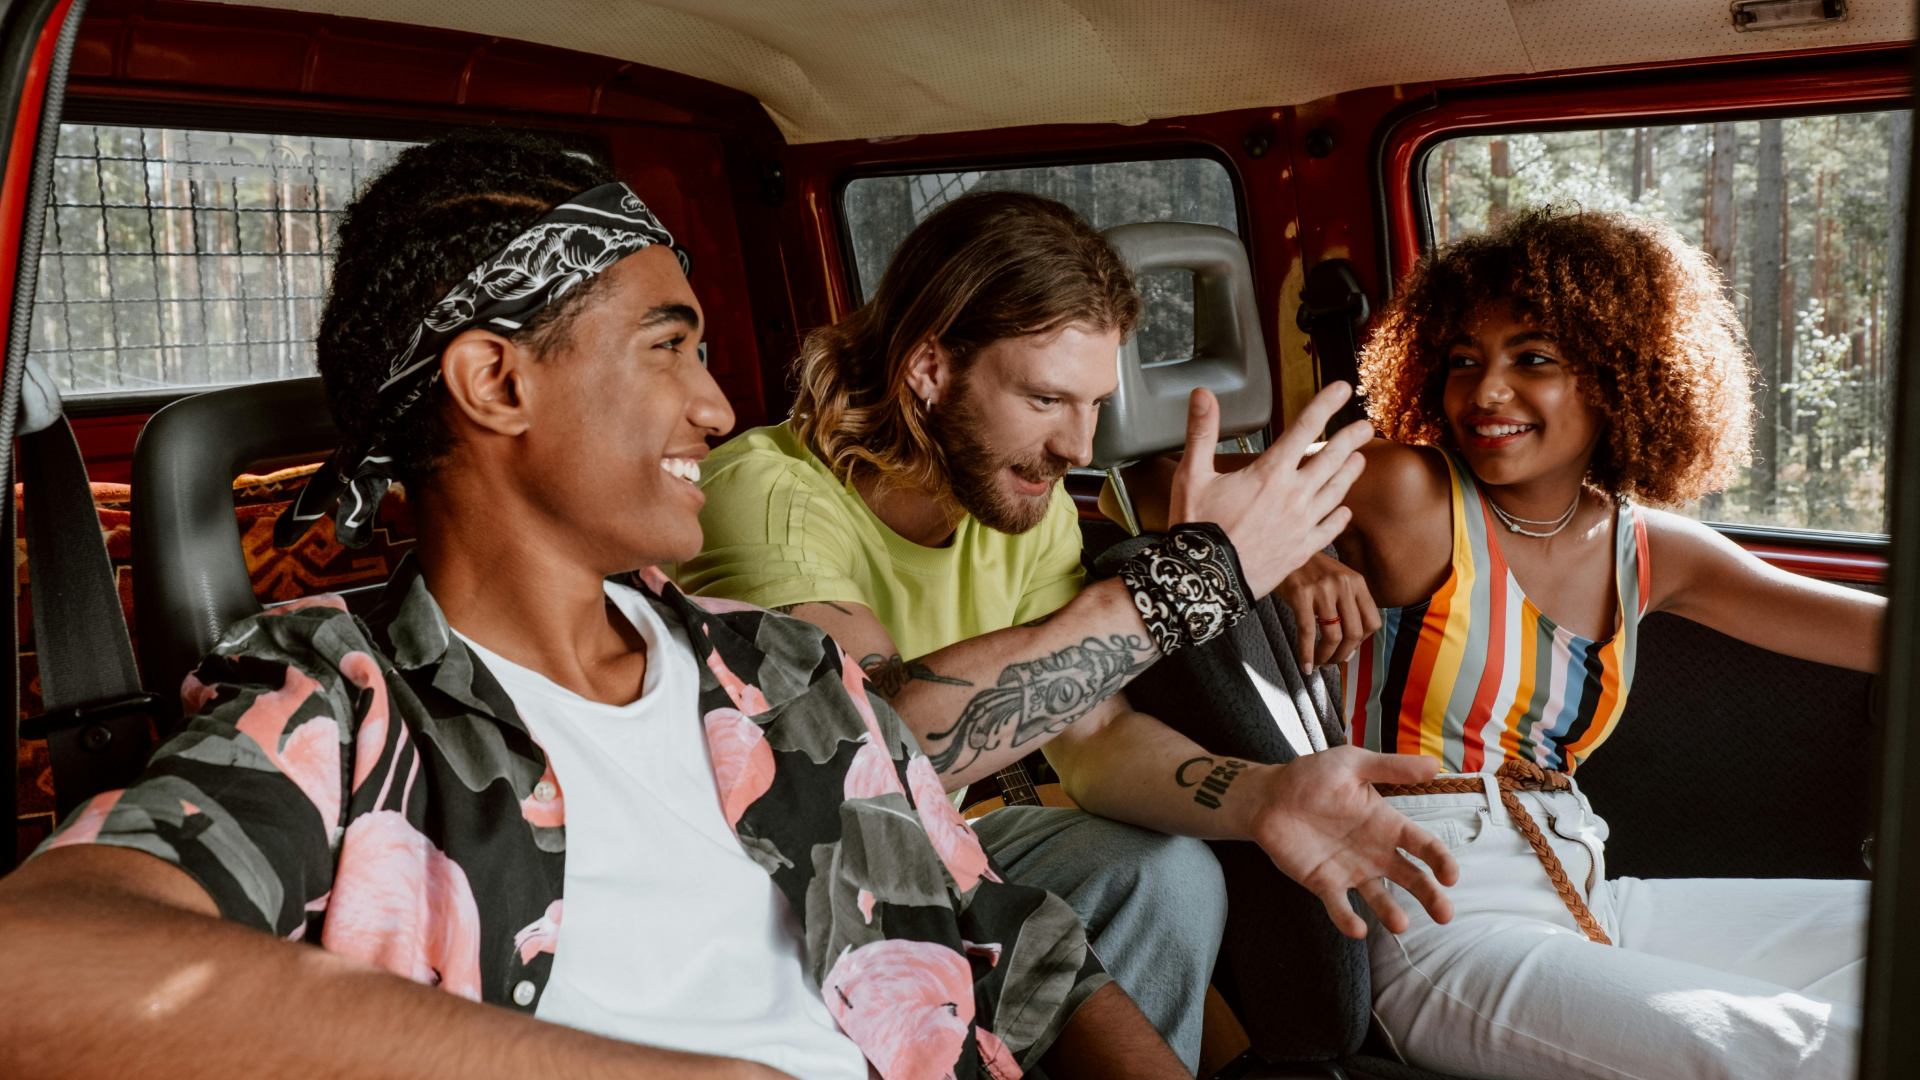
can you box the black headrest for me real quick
[130,377,339,728]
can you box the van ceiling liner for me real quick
[210,0,1913,144]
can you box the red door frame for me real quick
[0,0,72,364]
[1364,44,1908,584]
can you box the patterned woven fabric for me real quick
[12,464,415,860]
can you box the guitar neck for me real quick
[992,761,1040,806]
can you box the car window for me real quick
[32,125,415,397]
[1425,112,1910,537]
[843,159,1239,372]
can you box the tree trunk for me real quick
[1631,128,1646,202]
[1707,122,1738,284]
[1887,111,1911,378]
[1750,119,1786,515]
[1488,138,1511,228]
[1699,122,1741,520]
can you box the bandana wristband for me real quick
[274,181,673,549]
[1117,523,1253,656]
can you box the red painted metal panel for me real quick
[67,0,766,129]
[461,39,604,116]
[303,27,471,103]
[1742,544,1887,585]
[72,414,145,485]
[0,0,72,365]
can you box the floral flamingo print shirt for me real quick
[34,555,1108,1080]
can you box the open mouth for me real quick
[1007,468,1058,497]
[661,457,703,485]
[1465,420,1536,448]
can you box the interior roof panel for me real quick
[184,0,1916,144]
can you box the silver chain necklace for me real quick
[1488,494,1580,538]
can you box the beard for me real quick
[930,382,1072,535]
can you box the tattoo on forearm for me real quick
[926,634,1155,774]
[772,601,856,616]
[860,653,973,698]
[1173,756,1250,810]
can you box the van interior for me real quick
[1,1,1917,1077]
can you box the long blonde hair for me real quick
[793,191,1138,493]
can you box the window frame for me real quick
[831,142,1251,308]
[1371,46,1909,554]
[40,96,612,414]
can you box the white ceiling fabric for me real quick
[209,0,1914,143]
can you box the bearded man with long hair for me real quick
[671,191,1459,1069]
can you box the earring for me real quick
[925,395,935,410]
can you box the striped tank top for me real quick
[1341,450,1649,775]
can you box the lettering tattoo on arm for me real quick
[926,634,1157,775]
[1173,756,1250,810]
[860,653,973,699]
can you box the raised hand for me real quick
[1232,746,1458,939]
[1277,552,1383,673]
[1169,382,1374,599]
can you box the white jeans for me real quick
[1370,778,1867,1080]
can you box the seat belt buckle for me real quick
[21,692,161,818]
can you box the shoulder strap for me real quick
[14,393,156,821]
[5,1,156,854]
[1622,501,1651,619]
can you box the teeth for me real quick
[661,458,701,484]
[1474,423,1532,437]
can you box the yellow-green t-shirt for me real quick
[667,422,1086,661]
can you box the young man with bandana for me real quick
[669,192,1461,1069]
[0,134,1189,1080]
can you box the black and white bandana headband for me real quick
[274,181,674,549]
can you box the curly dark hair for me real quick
[1358,207,1754,506]
[317,128,617,489]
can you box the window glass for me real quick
[1425,113,1910,535]
[32,125,416,396]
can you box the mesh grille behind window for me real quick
[31,125,415,396]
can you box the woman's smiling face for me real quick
[1442,301,1605,488]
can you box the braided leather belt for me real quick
[1375,758,1612,945]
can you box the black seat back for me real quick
[1573,610,1875,881]
[130,377,338,729]
[1092,537,1371,1063]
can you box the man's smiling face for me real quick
[932,323,1120,534]
[512,245,734,570]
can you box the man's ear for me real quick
[440,329,532,437]
[903,337,957,409]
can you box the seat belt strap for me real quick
[1296,258,1372,431]
[16,413,155,818]
[2,0,100,862]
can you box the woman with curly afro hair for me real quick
[1287,207,1881,1080]
[1113,205,1882,1078]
